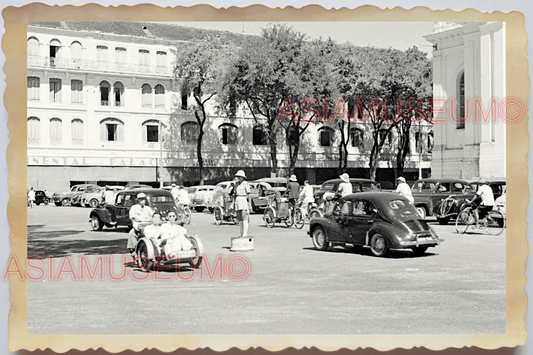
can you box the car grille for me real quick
[403,219,430,233]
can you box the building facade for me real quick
[424,22,506,180]
[27,22,431,193]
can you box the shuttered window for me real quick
[71,80,83,103]
[71,119,84,145]
[50,118,63,145]
[27,77,40,101]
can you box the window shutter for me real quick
[100,122,106,141]
[142,125,147,142]
[118,123,124,142]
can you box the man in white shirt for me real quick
[127,192,154,256]
[467,179,495,229]
[337,173,353,197]
[298,180,315,217]
[176,186,190,206]
[395,177,414,203]
[170,183,179,201]
[28,187,36,208]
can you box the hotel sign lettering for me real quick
[26,156,219,167]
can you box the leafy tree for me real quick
[173,36,233,184]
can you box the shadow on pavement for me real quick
[27,237,127,259]
[302,246,437,259]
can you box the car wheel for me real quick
[370,233,389,257]
[90,215,103,231]
[35,202,40,206]
[411,246,429,255]
[213,206,223,225]
[89,199,99,208]
[312,226,330,251]
[195,206,204,212]
[264,207,275,228]
[188,235,205,269]
[61,198,71,206]
[436,217,450,225]
[415,206,426,219]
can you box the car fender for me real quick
[366,222,407,249]
[90,208,114,225]
[412,196,433,216]
[309,217,344,242]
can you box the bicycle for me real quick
[263,192,294,228]
[176,203,192,225]
[293,200,316,229]
[455,202,505,235]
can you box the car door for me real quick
[346,199,377,245]
[328,200,353,243]
[116,193,134,225]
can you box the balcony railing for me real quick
[27,55,172,76]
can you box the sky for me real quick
[167,21,436,56]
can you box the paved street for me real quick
[26,204,505,335]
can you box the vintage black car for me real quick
[432,180,506,225]
[411,178,470,219]
[308,192,440,257]
[313,178,381,205]
[33,189,50,206]
[89,188,181,231]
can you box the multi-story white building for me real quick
[424,22,506,180]
[27,22,431,192]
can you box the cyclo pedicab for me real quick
[213,191,238,225]
[263,190,301,228]
[134,213,205,272]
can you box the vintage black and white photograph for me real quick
[6,4,528,352]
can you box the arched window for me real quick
[71,119,84,146]
[154,84,165,108]
[49,78,62,103]
[27,77,40,101]
[71,41,83,62]
[142,83,152,107]
[27,117,40,145]
[427,131,434,153]
[100,81,110,106]
[142,120,161,143]
[253,125,268,146]
[71,79,83,104]
[100,118,124,142]
[181,121,199,144]
[49,39,61,67]
[50,118,63,145]
[350,128,364,149]
[219,123,238,145]
[457,71,465,129]
[318,127,334,147]
[27,37,40,57]
[113,81,124,107]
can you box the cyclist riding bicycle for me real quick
[466,178,494,229]
[285,174,300,212]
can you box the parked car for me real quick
[82,186,124,208]
[432,180,506,224]
[188,185,216,212]
[313,178,380,205]
[308,192,441,257]
[411,178,470,219]
[52,184,99,206]
[32,189,50,206]
[494,186,506,216]
[89,188,182,231]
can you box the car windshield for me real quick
[150,194,174,203]
[412,181,436,192]
[187,188,197,194]
[362,183,379,191]
[384,199,420,221]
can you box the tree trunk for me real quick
[268,131,278,176]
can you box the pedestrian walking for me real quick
[28,187,36,208]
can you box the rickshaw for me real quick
[213,192,238,225]
[263,190,295,228]
[307,192,340,220]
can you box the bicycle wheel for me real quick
[293,208,305,229]
[264,207,275,228]
[484,211,505,236]
[183,206,192,225]
[284,208,294,228]
[455,207,474,234]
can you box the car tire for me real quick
[61,198,71,206]
[90,215,103,231]
[188,235,205,269]
[312,226,330,251]
[411,246,429,255]
[35,202,40,206]
[436,217,450,225]
[370,233,389,257]
[89,199,99,208]
[415,206,426,219]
